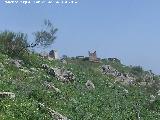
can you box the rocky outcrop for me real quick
[42,64,75,83]
[38,103,69,120]
[53,67,75,82]
[101,65,135,85]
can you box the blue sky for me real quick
[0,0,160,74]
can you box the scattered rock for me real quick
[61,59,67,64]
[0,92,15,99]
[48,68,56,77]
[101,65,135,85]
[49,67,75,83]
[44,81,61,93]
[150,95,156,103]
[0,63,5,72]
[30,67,38,72]
[20,67,30,73]
[10,59,23,68]
[38,103,68,120]
[139,82,147,86]
[157,90,160,96]
[101,65,116,76]
[0,63,4,68]
[42,64,49,70]
[123,89,129,94]
[85,80,95,90]
[43,65,75,83]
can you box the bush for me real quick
[130,66,143,77]
[0,31,28,57]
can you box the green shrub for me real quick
[130,66,143,77]
[0,31,28,57]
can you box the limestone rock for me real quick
[150,95,156,103]
[0,92,15,99]
[42,64,49,70]
[85,80,95,90]
[38,103,68,120]
[10,59,23,68]
[46,67,75,83]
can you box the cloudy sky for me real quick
[0,0,160,74]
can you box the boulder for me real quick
[0,92,15,99]
[42,64,49,70]
[85,80,95,90]
[47,67,75,83]
[101,65,117,76]
[48,68,56,77]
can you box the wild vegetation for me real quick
[0,21,160,120]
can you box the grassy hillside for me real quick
[0,52,160,120]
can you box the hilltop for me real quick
[0,51,160,120]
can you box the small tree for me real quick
[33,19,58,48]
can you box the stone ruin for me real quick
[108,58,121,63]
[39,50,60,60]
[76,56,85,59]
[49,50,59,60]
[88,51,99,62]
